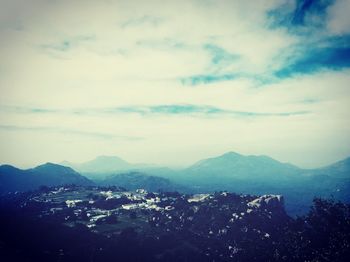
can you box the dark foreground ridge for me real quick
[0,186,349,262]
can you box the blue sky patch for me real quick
[268,0,335,31]
[275,45,350,78]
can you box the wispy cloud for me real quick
[40,40,71,52]
[136,38,188,50]
[0,104,310,118]
[121,15,164,28]
[38,35,95,53]
[180,74,237,85]
[179,44,240,85]
[115,104,223,115]
[0,124,143,141]
[115,104,310,118]
[1,106,59,114]
[204,44,239,67]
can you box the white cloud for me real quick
[327,0,350,35]
[0,0,349,168]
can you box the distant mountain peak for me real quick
[220,152,275,161]
[32,162,78,174]
[0,163,93,193]
[62,155,135,174]
[0,164,19,170]
[339,156,350,164]
[36,162,61,168]
[188,151,301,179]
[315,155,350,177]
[221,151,242,158]
[94,155,127,161]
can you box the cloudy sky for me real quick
[0,0,349,168]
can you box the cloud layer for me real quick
[0,0,349,168]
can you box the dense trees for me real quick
[282,198,350,261]
[0,191,349,262]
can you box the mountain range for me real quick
[61,152,350,180]
[59,152,350,215]
[1,152,349,215]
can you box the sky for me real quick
[0,0,350,169]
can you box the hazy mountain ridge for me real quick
[0,163,183,196]
[100,171,187,193]
[311,156,350,177]
[0,163,93,193]
[60,153,350,213]
[184,151,302,181]
[172,152,350,215]
[1,152,349,215]
[62,156,153,176]
[62,152,348,181]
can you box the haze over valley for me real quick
[2,151,349,216]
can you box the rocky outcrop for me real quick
[247,194,284,210]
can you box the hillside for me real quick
[0,186,349,261]
[184,151,302,181]
[312,157,350,178]
[100,172,185,192]
[160,153,350,215]
[0,163,93,194]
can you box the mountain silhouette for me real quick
[184,151,301,181]
[0,163,93,193]
[62,155,152,176]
